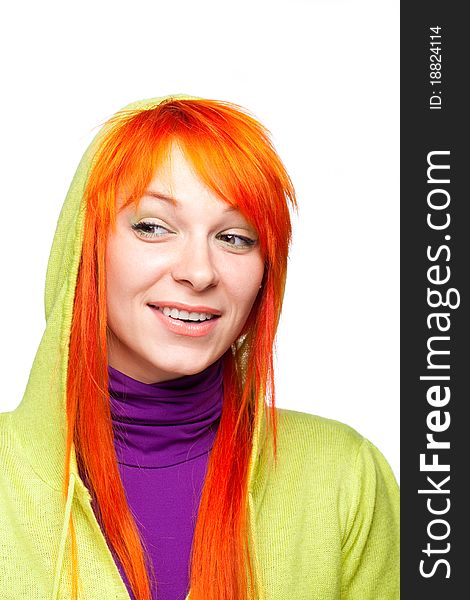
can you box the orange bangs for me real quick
[87,97,296,259]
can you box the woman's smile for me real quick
[148,303,221,337]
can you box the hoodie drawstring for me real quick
[51,472,76,600]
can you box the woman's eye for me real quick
[131,221,170,239]
[218,234,257,248]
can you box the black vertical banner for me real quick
[401,4,468,599]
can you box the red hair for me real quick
[63,97,297,599]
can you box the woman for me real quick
[0,94,399,600]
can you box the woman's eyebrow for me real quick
[143,190,238,214]
[143,190,177,207]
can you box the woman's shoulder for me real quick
[274,406,367,457]
[270,407,399,498]
[257,408,400,599]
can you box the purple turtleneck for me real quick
[83,358,224,600]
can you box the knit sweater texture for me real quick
[0,94,400,599]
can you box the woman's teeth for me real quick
[158,306,216,322]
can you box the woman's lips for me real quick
[148,305,220,337]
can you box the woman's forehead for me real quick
[118,141,241,215]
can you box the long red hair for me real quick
[63,97,297,600]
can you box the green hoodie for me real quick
[0,95,400,599]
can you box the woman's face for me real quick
[105,142,265,383]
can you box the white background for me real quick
[0,0,399,480]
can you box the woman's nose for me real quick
[171,236,219,291]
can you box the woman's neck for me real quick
[107,357,224,468]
